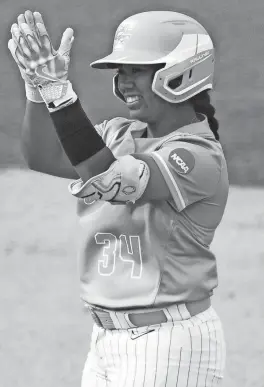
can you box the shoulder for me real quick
[149,137,226,209]
[95,117,145,147]
[159,134,225,175]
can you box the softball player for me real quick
[8,10,229,387]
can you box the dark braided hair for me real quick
[190,90,220,141]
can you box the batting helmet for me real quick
[90,11,215,103]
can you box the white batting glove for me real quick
[8,10,76,110]
[8,11,44,102]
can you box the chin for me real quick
[128,108,148,122]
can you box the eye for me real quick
[131,67,141,74]
[131,66,146,74]
[116,66,145,77]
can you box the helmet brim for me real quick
[90,50,167,69]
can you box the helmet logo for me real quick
[190,51,210,64]
[113,21,136,51]
[168,148,195,174]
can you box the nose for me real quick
[118,73,135,92]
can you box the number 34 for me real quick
[95,232,143,279]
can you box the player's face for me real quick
[116,64,166,123]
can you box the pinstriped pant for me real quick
[81,306,226,387]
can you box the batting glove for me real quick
[8,11,44,102]
[8,10,76,110]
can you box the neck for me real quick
[147,102,199,138]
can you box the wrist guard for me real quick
[38,80,77,112]
[25,83,44,103]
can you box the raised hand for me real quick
[8,10,75,103]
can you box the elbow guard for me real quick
[68,155,150,204]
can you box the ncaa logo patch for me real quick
[168,148,195,175]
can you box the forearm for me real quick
[21,100,64,169]
[49,98,116,182]
[75,147,115,182]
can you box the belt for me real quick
[87,297,211,330]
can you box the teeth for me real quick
[126,96,140,103]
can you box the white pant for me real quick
[81,306,226,387]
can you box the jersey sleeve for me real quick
[94,117,136,148]
[149,141,222,211]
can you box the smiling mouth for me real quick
[125,96,142,106]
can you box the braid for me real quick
[190,91,220,141]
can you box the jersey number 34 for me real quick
[95,232,143,279]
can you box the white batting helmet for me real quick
[90,11,215,103]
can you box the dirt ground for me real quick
[0,168,264,387]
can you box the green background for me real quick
[1,0,264,185]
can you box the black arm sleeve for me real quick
[49,99,106,166]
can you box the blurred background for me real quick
[2,0,264,185]
[1,0,264,386]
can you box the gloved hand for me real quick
[8,10,76,109]
[8,11,44,102]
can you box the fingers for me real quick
[33,11,45,26]
[10,23,31,58]
[10,23,21,43]
[58,28,75,55]
[33,12,57,55]
[18,10,42,38]
[8,38,27,70]
[17,10,41,51]
[14,10,52,54]
[10,10,65,71]
[12,10,41,57]
[24,10,42,45]
[24,10,36,29]
[36,22,56,57]
[17,13,26,27]
[20,22,40,53]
